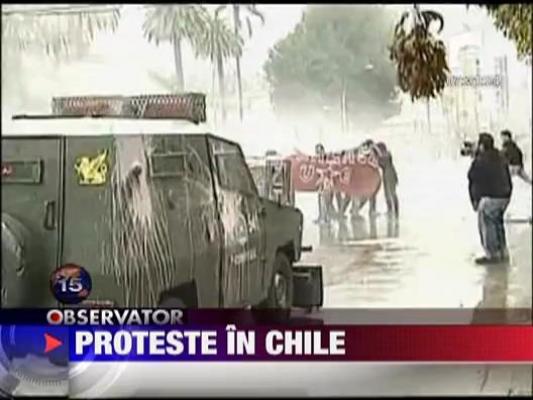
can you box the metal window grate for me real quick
[52,96,124,116]
[51,93,206,123]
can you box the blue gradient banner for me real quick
[0,325,69,363]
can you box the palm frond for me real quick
[2,7,121,58]
[214,5,226,20]
[243,4,265,25]
[142,5,209,46]
[246,18,253,38]
[195,13,243,62]
[216,4,264,39]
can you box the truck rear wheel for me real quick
[264,252,293,309]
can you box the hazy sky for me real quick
[2,4,531,119]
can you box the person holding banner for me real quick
[349,140,379,218]
[375,142,399,217]
[350,140,399,218]
[314,143,334,224]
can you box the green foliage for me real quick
[194,12,243,62]
[389,6,449,101]
[142,5,208,47]
[216,4,265,39]
[142,5,211,92]
[264,5,400,125]
[482,4,532,59]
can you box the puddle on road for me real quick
[296,159,531,312]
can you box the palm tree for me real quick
[2,5,121,108]
[216,4,264,121]
[2,5,121,59]
[195,12,243,121]
[142,5,209,93]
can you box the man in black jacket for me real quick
[500,129,531,184]
[375,142,399,217]
[468,133,513,264]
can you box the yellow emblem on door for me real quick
[75,150,109,185]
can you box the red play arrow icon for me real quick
[44,333,63,353]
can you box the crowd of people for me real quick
[312,129,530,267]
[314,140,399,224]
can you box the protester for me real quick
[349,140,378,217]
[375,142,399,217]
[468,133,513,264]
[314,143,333,223]
[500,129,532,184]
[335,150,353,219]
[351,140,399,218]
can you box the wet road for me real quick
[297,157,532,312]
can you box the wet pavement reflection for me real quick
[297,158,532,318]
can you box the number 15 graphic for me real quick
[56,276,83,293]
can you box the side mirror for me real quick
[292,265,323,310]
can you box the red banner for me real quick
[287,149,381,198]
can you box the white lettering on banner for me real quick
[94,331,113,355]
[76,331,94,355]
[166,331,185,355]
[54,308,184,325]
[357,150,379,169]
[330,331,346,355]
[149,331,166,355]
[114,331,132,355]
[74,330,219,356]
[339,167,352,185]
[74,328,346,358]
[226,325,256,355]
[299,164,315,183]
[264,330,346,356]
[265,330,284,355]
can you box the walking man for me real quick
[468,133,513,264]
[500,129,532,184]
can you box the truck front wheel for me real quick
[264,252,293,309]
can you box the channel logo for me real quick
[46,309,185,326]
[49,263,92,305]
[47,310,64,325]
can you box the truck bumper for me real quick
[292,264,324,310]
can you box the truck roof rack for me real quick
[12,93,206,124]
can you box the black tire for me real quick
[263,252,293,309]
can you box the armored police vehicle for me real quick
[1,94,323,310]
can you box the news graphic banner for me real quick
[1,309,533,363]
[287,148,381,197]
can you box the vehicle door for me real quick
[147,134,221,307]
[2,136,63,307]
[208,138,266,307]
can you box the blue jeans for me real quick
[477,197,510,258]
